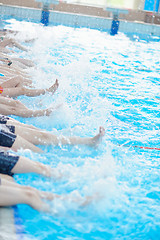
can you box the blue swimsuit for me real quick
[0,150,19,176]
[0,115,10,124]
[0,115,16,147]
[0,115,19,176]
[0,129,17,148]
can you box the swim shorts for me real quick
[0,129,17,148]
[6,125,15,134]
[0,115,10,124]
[0,151,19,176]
[1,124,15,134]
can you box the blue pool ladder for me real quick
[35,0,59,26]
[106,7,128,36]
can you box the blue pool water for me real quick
[3,19,160,239]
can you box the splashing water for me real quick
[5,19,160,239]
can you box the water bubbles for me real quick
[8,20,160,239]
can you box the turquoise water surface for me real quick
[3,19,160,240]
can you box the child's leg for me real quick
[12,135,43,153]
[0,182,50,212]
[11,156,52,177]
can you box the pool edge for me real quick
[0,207,17,240]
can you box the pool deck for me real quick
[0,207,17,240]
[0,0,160,25]
[0,3,160,36]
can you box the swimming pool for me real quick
[2,19,160,239]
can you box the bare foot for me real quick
[47,79,59,94]
[45,103,63,116]
[68,192,100,207]
[80,192,104,207]
[24,187,54,201]
[43,165,64,180]
[90,126,105,147]
[39,203,51,213]
[51,168,64,180]
[39,191,54,201]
